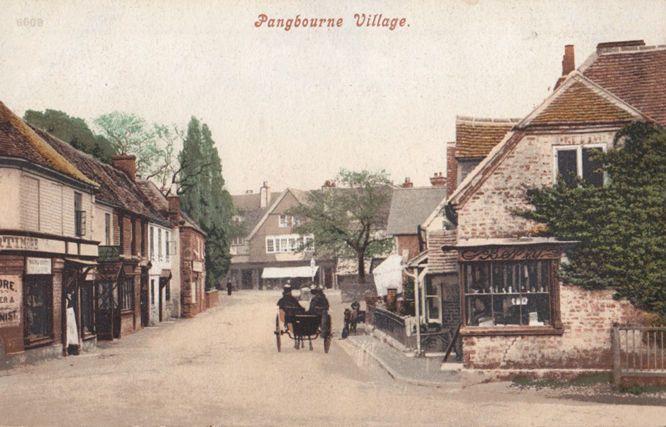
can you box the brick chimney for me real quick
[112,154,137,181]
[430,172,446,188]
[167,195,181,223]
[554,44,575,90]
[401,177,414,188]
[260,181,270,208]
[562,44,575,76]
[446,142,457,195]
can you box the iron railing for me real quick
[369,306,410,347]
[612,325,666,385]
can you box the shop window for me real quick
[120,278,135,311]
[24,275,53,344]
[463,260,553,327]
[80,283,95,336]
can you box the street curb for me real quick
[339,337,460,389]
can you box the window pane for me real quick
[24,276,53,340]
[427,296,440,321]
[557,149,578,186]
[583,147,604,187]
[467,295,492,326]
[493,295,521,325]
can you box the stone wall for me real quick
[463,285,645,369]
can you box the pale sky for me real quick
[1,0,665,194]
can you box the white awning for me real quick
[373,254,404,296]
[261,266,319,279]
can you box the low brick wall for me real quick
[463,286,646,370]
[205,290,219,309]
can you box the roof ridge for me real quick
[597,44,666,55]
[0,101,98,187]
[456,115,521,125]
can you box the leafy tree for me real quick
[94,112,161,177]
[24,109,114,162]
[179,118,233,289]
[290,169,394,284]
[518,123,666,318]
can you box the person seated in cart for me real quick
[308,286,329,316]
[277,284,305,333]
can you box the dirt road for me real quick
[0,291,663,426]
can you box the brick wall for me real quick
[395,235,419,260]
[463,285,645,369]
[180,227,206,318]
[457,131,616,239]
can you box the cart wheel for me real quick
[322,314,332,353]
[275,315,281,353]
[309,339,313,351]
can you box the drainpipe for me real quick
[404,265,427,356]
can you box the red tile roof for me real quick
[582,46,666,125]
[427,229,457,273]
[0,101,96,186]
[36,128,169,225]
[455,116,519,159]
[530,81,636,125]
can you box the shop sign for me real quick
[459,246,560,262]
[0,275,21,327]
[0,234,66,254]
[192,261,203,272]
[26,257,52,275]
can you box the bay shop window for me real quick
[459,244,564,334]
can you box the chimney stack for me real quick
[562,44,575,76]
[430,172,446,188]
[446,141,457,195]
[401,177,414,188]
[167,195,181,223]
[260,181,270,208]
[112,154,137,181]
[322,179,336,189]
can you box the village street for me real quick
[0,291,664,426]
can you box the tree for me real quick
[94,112,161,177]
[518,123,666,318]
[24,109,114,162]
[290,169,394,284]
[178,118,234,289]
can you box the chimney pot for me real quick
[167,195,181,223]
[260,181,270,208]
[112,154,137,181]
[401,177,413,188]
[430,172,447,188]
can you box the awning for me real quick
[373,254,404,296]
[64,258,98,267]
[261,266,319,279]
[160,269,172,279]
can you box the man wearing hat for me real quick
[277,283,304,338]
[308,286,329,316]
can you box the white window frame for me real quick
[278,215,290,228]
[425,278,443,324]
[265,234,314,254]
[552,143,607,185]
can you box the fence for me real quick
[368,306,411,347]
[612,325,666,385]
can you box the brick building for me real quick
[0,102,99,364]
[435,40,665,374]
[228,184,335,290]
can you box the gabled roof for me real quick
[581,44,666,125]
[386,187,447,235]
[38,128,170,225]
[454,116,519,159]
[519,73,648,128]
[231,190,281,233]
[0,101,97,187]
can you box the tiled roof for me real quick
[427,229,457,274]
[0,101,97,186]
[386,187,447,235]
[37,128,169,224]
[455,116,519,159]
[582,45,666,125]
[232,191,281,232]
[136,180,169,214]
[530,81,636,125]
